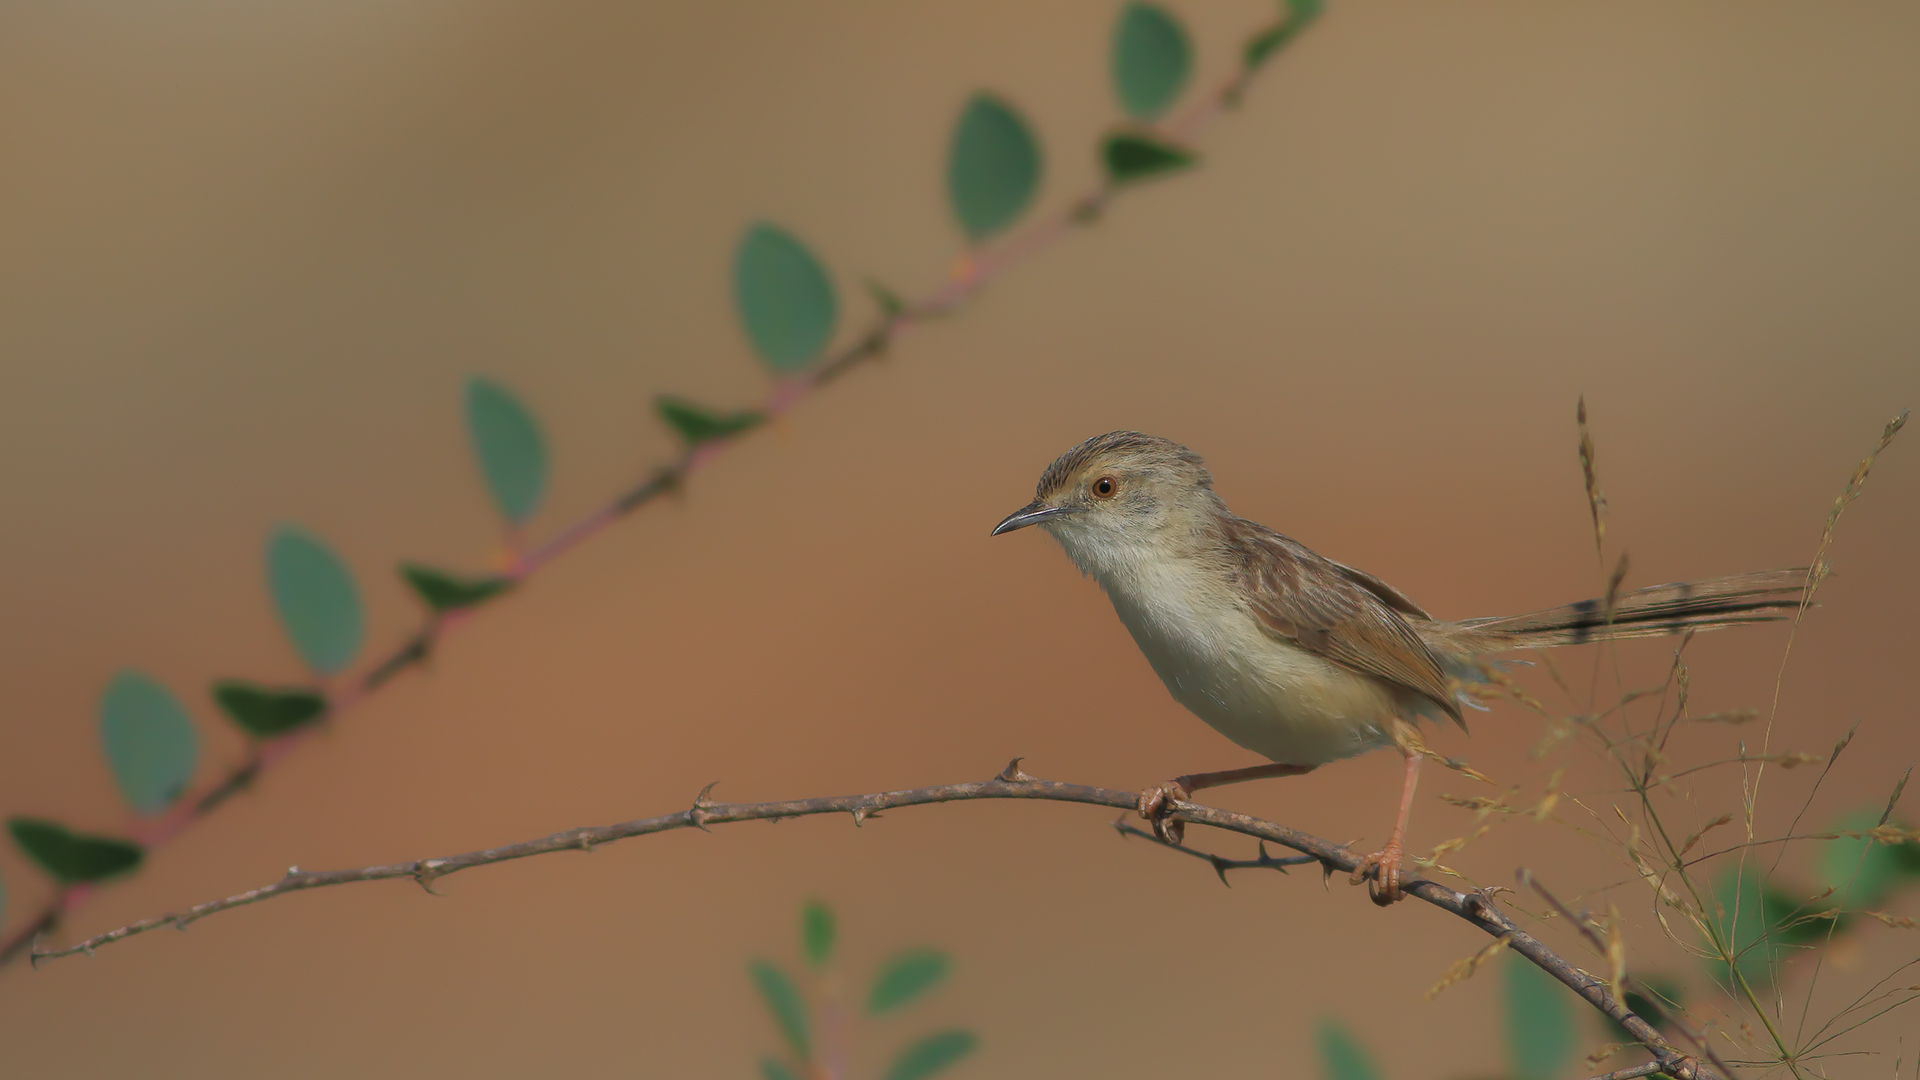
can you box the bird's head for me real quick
[991,431,1223,577]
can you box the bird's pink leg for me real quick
[1137,762,1316,844]
[1351,751,1423,905]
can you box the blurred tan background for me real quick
[1,1,1916,1076]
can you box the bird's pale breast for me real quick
[1099,556,1403,766]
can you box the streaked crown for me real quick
[1034,431,1212,500]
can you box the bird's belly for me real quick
[1108,588,1399,767]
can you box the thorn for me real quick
[1256,841,1293,874]
[850,804,872,827]
[687,781,720,831]
[1320,859,1338,890]
[1111,812,1133,836]
[82,943,94,958]
[996,757,1035,784]
[285,865,301,878]
[414,859,448,896]
[1210,855,1234,888]
[1464,888,1505,923]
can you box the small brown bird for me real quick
[992,431,1806,903]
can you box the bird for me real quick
[990,431,1806,904]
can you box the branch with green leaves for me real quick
[28,760,1718,1080]
[0,0,1324,968]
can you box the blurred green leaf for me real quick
[1708,870,1840,987]
[98,670,199,815]
[801,899,835,968]
[734,223,838,372]
[1764,882,1842,947]
[1112,4,1192,120]
[759,1059,801,1080]
[750,959,811,1060]
[1711,870,1777,986]
[266,525,365,676]
[399,563,514,614]
[0,865,7,928]
[946,94,1041,242]
[882,1030,977,1080]
[1243,0,1323,71]
[8,818,143,885]
[655,396,765,448]
[868,948,952,1014]
[1315,1019,1379,1080]
[464,376,550,525]
[213,680,328,738]
[1613,975,1685,1041]
[1506,954,1575,1080]
[1101,132,1196,184]
[1820,808,1920,908]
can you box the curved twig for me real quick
[0,0,1323,972]
[31,760,1716,1080]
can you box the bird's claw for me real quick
[1350,840,1406,906]
[1137,779,1190,845]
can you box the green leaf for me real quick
[8,818,143,885]
[1112,4,1192,120]
[213,680,328,738]
[399,563,514,614]
[1613,975,1685,1040]
[464,376,550,525]
[801,899,835,968]
[759,1059,801,1080]
[1506,954,1575,1080]
[749,960,810,1059]
[266,525,365,676]
[655,396,765,448]
[1101,132,1197,185]
[733,223,838,372]
[1764,880,1842,946]
[1243,0,1324,72]
[98,670,199,815]
[1709,870,1775,987]
[1705,869,1840,987]
[1820,808,1920,908]
[1315,1020,1380,1080]
[946,94,1041,242]
[882,1030,977,1080]
[868,948,951,1014]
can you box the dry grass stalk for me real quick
[1425,933,1513,1000]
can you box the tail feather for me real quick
[1450,568,1810,651]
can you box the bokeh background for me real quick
[2,1,1917,1076]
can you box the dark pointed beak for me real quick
[991,501,1081,536]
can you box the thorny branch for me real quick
[0,3,1325,969]
[33,760,1717,1080]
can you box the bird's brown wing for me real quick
[1225,520,1464,729]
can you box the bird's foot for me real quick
[1350,839,1406,906]
[1136,779,1190,845]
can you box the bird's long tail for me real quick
[1446,567,1810,651]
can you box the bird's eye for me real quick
[1091,476,1117,499]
